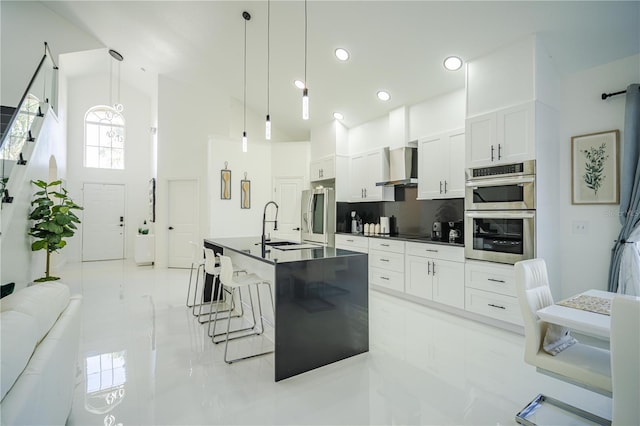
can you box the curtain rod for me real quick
[601,86,640,100]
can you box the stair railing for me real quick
[1,42,58,202]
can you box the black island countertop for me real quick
[204,236,366,264]
[203,236,369,382]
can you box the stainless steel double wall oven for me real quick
[464,160,536,264]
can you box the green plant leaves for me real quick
[28,180,83,279]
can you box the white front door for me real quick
[168,179,199,268]
[271,177,303,242]
[82,183,125,261]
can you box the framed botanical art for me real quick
[241,172,251,209]
[220,162,231,200]
[571,130,620,205]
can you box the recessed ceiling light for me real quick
[294,80,305,89]
[377,90,391,101]
[335,48,350,61]
[443,56,463,71]
[333,112,344,120]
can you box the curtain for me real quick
[608,84,640,293]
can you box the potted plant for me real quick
[28,180,82,282]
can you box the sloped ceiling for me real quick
[44,1,640,140]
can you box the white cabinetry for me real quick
[310,155,336,182]
[466,102,535,168]
[464,260,522,325]
[369,239,405,292]
[334,234,369,253]
[404,242,465,309]
[135,234,155,265]
[417,129,465,199]
[349,148,394,202]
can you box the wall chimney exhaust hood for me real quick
[376,145,418,186]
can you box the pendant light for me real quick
[242,11,251,152]
[302,0,309,120]
[265,0,271,140]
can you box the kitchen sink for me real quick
[255,241,300,247]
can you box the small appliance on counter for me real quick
[432,221,452,242]
[380,217,390,235]
[351,211,362,234]
[448,221,464,244]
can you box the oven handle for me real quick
[465,211,535,219]
[466,176,535,188]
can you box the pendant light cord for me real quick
[304,0,307,86]
[267,0,270,115]
[243,14,247,132]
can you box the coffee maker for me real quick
[447,221,464,244]
[432,221,451,242]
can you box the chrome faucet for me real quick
[262,201,279,246]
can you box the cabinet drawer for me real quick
[369,238,405,253]
[405,242,464,262]
[465,261,515,296]
[370,267,404,292]
[369,249,404,272]
[335,234,369,253]
[465,288,523,326]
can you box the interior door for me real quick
[168,179,199,268]
[271,177,303,242]
[82,183,125,261]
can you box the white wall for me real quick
[409,89,466,140]
[0,1,102,106]
[64,68,152,262]
[348,115,389,155]
[558,53,640,298]
[1,109,66,289]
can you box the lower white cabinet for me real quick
[404,242,465,309]
[335,234,369,253]
[464,260,523,325]
[369,240,405,292]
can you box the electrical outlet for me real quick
[572,220,589,235]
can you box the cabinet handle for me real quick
[497,144,502,160]
[427,261,431,275]
[488,303,506,310]
[381,276,390,281]
[381,243,390,247]
[364,188,367,198]
[439,181,443,194]
[490,145,495,162]
[444,180,448,193]
[487,278,506,283]
[380,258,389,262]
[432,262,436,275]
[346,239,354,242]
[426,249,438,253]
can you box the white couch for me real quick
[0,282,82,425]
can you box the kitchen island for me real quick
[204,237,369,381]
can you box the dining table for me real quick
[536,289,614,339]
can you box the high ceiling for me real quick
[43,1,640,141]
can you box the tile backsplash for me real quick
[336,187,464,237]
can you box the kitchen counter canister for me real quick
[204,237,369,381]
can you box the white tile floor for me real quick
[62,259,611,425]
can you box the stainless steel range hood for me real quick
[376,146,418,186]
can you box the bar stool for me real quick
[185,241,205,313]
[201,248,241,328]
[212,254,275,364]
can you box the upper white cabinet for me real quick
[349,148,394,202]
[466,102,534,168]
[310,155,336,182]
[417,128,465,199]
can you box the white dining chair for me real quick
[514,258,612,425]
[610,294,640,425]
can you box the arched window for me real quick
[84,106,125,169]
